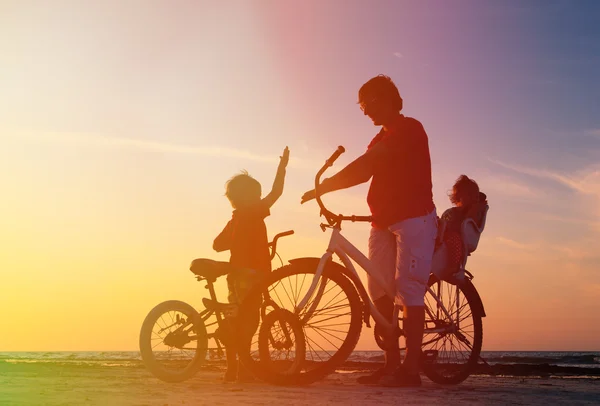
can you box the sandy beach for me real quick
[2,360,599,406]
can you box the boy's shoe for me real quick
[222,370,237,383]
[236,362,256,383]
[356,368,389,385]
[379,367,422,387]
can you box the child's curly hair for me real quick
[449,174,480,205]
[225,171,261,209]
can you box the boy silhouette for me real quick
[213,147,289,382]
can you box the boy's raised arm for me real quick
[262,146,289,209]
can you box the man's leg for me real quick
[389,210,437,386]
[402,306,425,374]
[357,227,398,384]
[374,295,401,371]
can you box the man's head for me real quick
[358,75,403,126]
[225,171,262,209]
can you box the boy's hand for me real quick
[301,189,316,204]
[279,146,290,169]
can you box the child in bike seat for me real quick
[212,146,289,382]
[440,175,487,271]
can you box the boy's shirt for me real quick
[213,200,272,274]
[441,206,467,234]
[442,194,488,235]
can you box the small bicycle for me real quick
[235,146,489,386]
[138,230,296,383]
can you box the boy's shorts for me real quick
[367,209,438,307]
[227,268,259,304]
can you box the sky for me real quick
[1,0,599,351]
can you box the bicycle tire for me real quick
[421,277,483,385]
[238,262,363,385]
[139,300,208,383]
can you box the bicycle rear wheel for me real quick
[238,262,363,385]
[421,276,483,384]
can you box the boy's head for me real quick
[225,171,262,209]
[449,175,480,207]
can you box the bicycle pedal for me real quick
[223,306,239,318]
[422,350,438,364]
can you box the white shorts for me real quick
[367,209,438,307]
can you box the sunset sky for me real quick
[1,0,599,352]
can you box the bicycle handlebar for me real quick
[314,146,373,227]
[326,145,345,167]
[269,230,294,260]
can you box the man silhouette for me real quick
[302,75,437,387]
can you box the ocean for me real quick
[1,351,599,369]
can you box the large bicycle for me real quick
[237,146,489,386]
[138,230,296,383]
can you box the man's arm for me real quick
[213,221,233,252]
[301,141,389,203]
[262,147,289,208]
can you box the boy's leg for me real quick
[236,293,261,382]
[233,269,261,382]
[223,276,239,381]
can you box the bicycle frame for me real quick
[296,225,457,338]
[296,145,465,343]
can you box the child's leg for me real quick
[444,232,463,270]
[236,293,261,381]
[223,276,239,381]
[233,270,262,381]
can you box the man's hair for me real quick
[225,171,261,209]
[449,175,480,205]
[358,74,403,112]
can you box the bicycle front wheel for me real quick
[238,261,363,385]
[139,300,208,383]
[421,276,483,384]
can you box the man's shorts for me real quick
[367,209,438,307]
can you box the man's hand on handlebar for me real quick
[301,177,332,204]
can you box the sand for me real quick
[1,361,600,406]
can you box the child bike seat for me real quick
[461,204,489,255]
[431,204,489,282]
[190,258,236,281]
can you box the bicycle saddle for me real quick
[190,258,236,280]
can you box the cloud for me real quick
[8,131,320,170]
[550,245,598,261]
[533,212,600,231]
[580,283,600,298]
[495,236,537,251]
[585,129,600,138]
[483,175,540,198]
[488,158,600,197]
[393,52,403,58]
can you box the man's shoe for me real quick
[236,361,256,383]
[356,368,390,385]
[380,367,422,387]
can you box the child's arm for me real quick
[262,146,289,209]
[213,220,233,252]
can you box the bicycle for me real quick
[236,146,489,386]
[138,230,296,383]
